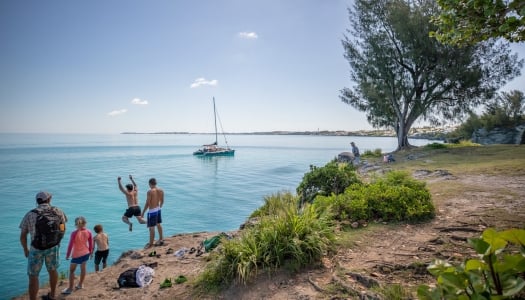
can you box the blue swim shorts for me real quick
[71,253,90,264]
[147,209,162,227]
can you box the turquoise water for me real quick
[0,133,434,299]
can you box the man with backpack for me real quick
[19,191,67,300]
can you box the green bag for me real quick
[202,232,228,252]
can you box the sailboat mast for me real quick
[213,97,218,145]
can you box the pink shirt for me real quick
[66,228,93,259]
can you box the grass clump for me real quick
[194,192,335,293]
[375,284,413,300]
[250,191,297,218]
[362,148,383,157]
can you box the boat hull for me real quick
[193,149,235,156]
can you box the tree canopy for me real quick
[340,0,523,150]
[431,0,525,45]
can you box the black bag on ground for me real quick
[117,268,139,288]
[31,207,65,250]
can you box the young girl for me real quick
[62,216,93,294]
[92,224,110,271]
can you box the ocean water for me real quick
[0,133,435,299]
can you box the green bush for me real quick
[297,159,361,204]
[314,171,435,223]
[425,142,448,149]
[418,228,525,299]
[314,185,369,221]
[194,192,335,292]
[362,148,383,157]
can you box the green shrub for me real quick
[297,159,361,204]
[314,171,435,223]
[362,148,383,157]
[314,185,369,221]
[194,193,335,292]
[418,228,525,299]
[425,142,448,149]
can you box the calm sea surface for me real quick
[0,133,435,299]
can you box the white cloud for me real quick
[239,32,258,39]
[131,98,148,105]
[108,109,127,116]
[190,77,218,88]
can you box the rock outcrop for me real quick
[471,124,525,145]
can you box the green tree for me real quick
[448,89,524,140]
[431,0,525,46]
[494,90,525,125]
[340,0,522,150]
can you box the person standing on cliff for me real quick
[62,216,93,294]
[350,141,360,166]
[141,178,164,249]
[19,191,67,300]
[118,175,146,232]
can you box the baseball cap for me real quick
[36,191,52,203]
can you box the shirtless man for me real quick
[141,178,164,249]
[118,175,146,232]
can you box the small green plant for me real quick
[374,283,413,300]
[59,270,67,280]
[417,228,525,299]
[362,148,383,157]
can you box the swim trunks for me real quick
[147,207,162,227]
[94,249,109,265]
[124,206,141,218]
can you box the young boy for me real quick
[92,224,109,272]
[118,175,146,231]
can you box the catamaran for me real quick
[193,97,235,157]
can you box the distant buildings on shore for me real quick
[122,125,456,140]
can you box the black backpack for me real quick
[117,268,139,288]
[31,207,65,250]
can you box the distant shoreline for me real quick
[121,128,448,140]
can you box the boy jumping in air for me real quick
[118,175,146,231]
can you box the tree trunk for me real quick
[396,121,412,151]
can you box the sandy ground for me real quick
[14,170,525,300]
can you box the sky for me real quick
[1,1,524,134]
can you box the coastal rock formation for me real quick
[471,124,525,145]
